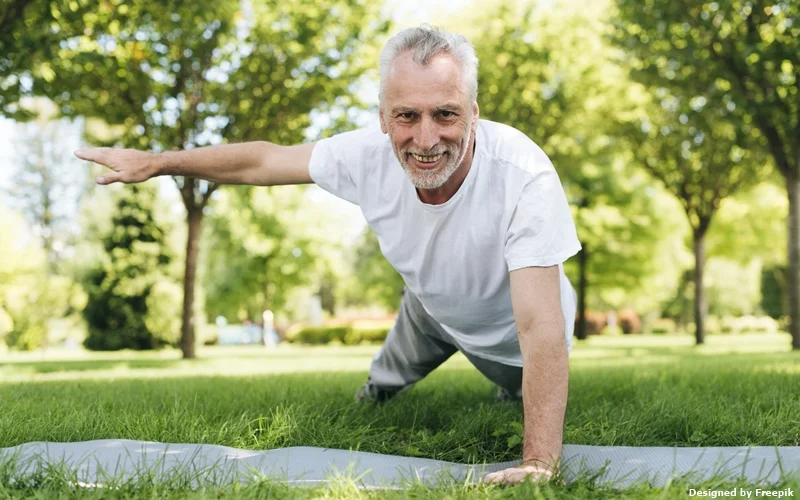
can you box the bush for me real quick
[344,327,390,344]
[618,308,641,334]
[575,311,607,336]
[200,323,219,346]
[720,316,737,334]
[287,324,391,345]
[650,318,676,335]
[601,325,623,336]
[719,315,777,334]
[288,325,351,344]
[144,280,183,347]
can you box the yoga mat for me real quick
[1,440,798,489]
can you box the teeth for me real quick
[411,153,443,163]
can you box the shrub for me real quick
[285,323,391,345]
[288,325,351,344]
[200,323,219,346]
[719,315,778,334]
[344,327,390,345]
[618,308,641,334]
[738,315,778,334]
[601,325,623,336]
[650,318,676,335]
[720,315,737,334]
[575,311,607,336]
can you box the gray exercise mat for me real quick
[1,440,798,489]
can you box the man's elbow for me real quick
[518,316,567,355]
[518,314,565,341]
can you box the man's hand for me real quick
[74,147,159,185]
[483,460,555,485]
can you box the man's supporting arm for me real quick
[75,141,317,186]
[510,265,569,470]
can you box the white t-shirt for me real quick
[308,119,582,366]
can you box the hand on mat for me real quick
[74,147,158,185]
[483,461,555,485]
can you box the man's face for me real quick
[380,51,479,190]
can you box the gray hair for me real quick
[378,26,479,105]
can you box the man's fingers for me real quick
[74,147,110,165]
[483,471,505,483]
[96,172,122,185]
[484,466,553,485]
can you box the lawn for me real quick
[0,333,798,499]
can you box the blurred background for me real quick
[0,0,797,358]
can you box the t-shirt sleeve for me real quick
[307,127,379,206]
[504,167,582,271]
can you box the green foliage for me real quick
[458,0,684,315]
[761,265,786,320]
[203,186,319,322]
[706,181,787,267]
[704,258,762,316]
[719,315,779,335]
[81,185,176,350]
[285,324,389,345]
[610,0,798,176]
[342,228,405,311]
[344,327,388,344]
[650,318,677,335]
[4,0,390,357]
[0,204,80,351]
[144,280,183,346]
[621,89,769,236]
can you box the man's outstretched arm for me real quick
[74,141,317,186]
[484,264,568,485]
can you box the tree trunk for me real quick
[181,206,203,359]
[575,246,589,340]
[786,170,800,350]
[692,229,707,345]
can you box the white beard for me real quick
[396,122,472,191]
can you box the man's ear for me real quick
[472,102,479,133]
[379,107,388,134]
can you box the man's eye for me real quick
[400,113,416,119]
[440,111,454,118]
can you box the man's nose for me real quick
[414,116,439,152]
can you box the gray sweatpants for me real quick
[367,289,523,395]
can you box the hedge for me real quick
[287,325,390,345]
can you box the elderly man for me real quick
[75,26,581,486]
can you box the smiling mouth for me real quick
[410,152,444,165]
[411,152,443,163]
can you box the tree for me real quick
[623,93,769,344]
[203,185,317,322]
[13,0,389,357]
[345,228,406,312]
[6,98,85,272]
[82,184,175,350]
[0,200,82,350]
[611,0,799,349]
[706,180,788,318]
[463,0,675,339]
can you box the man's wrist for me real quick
[153,151,172,177]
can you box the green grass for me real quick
[0,333,798,498]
